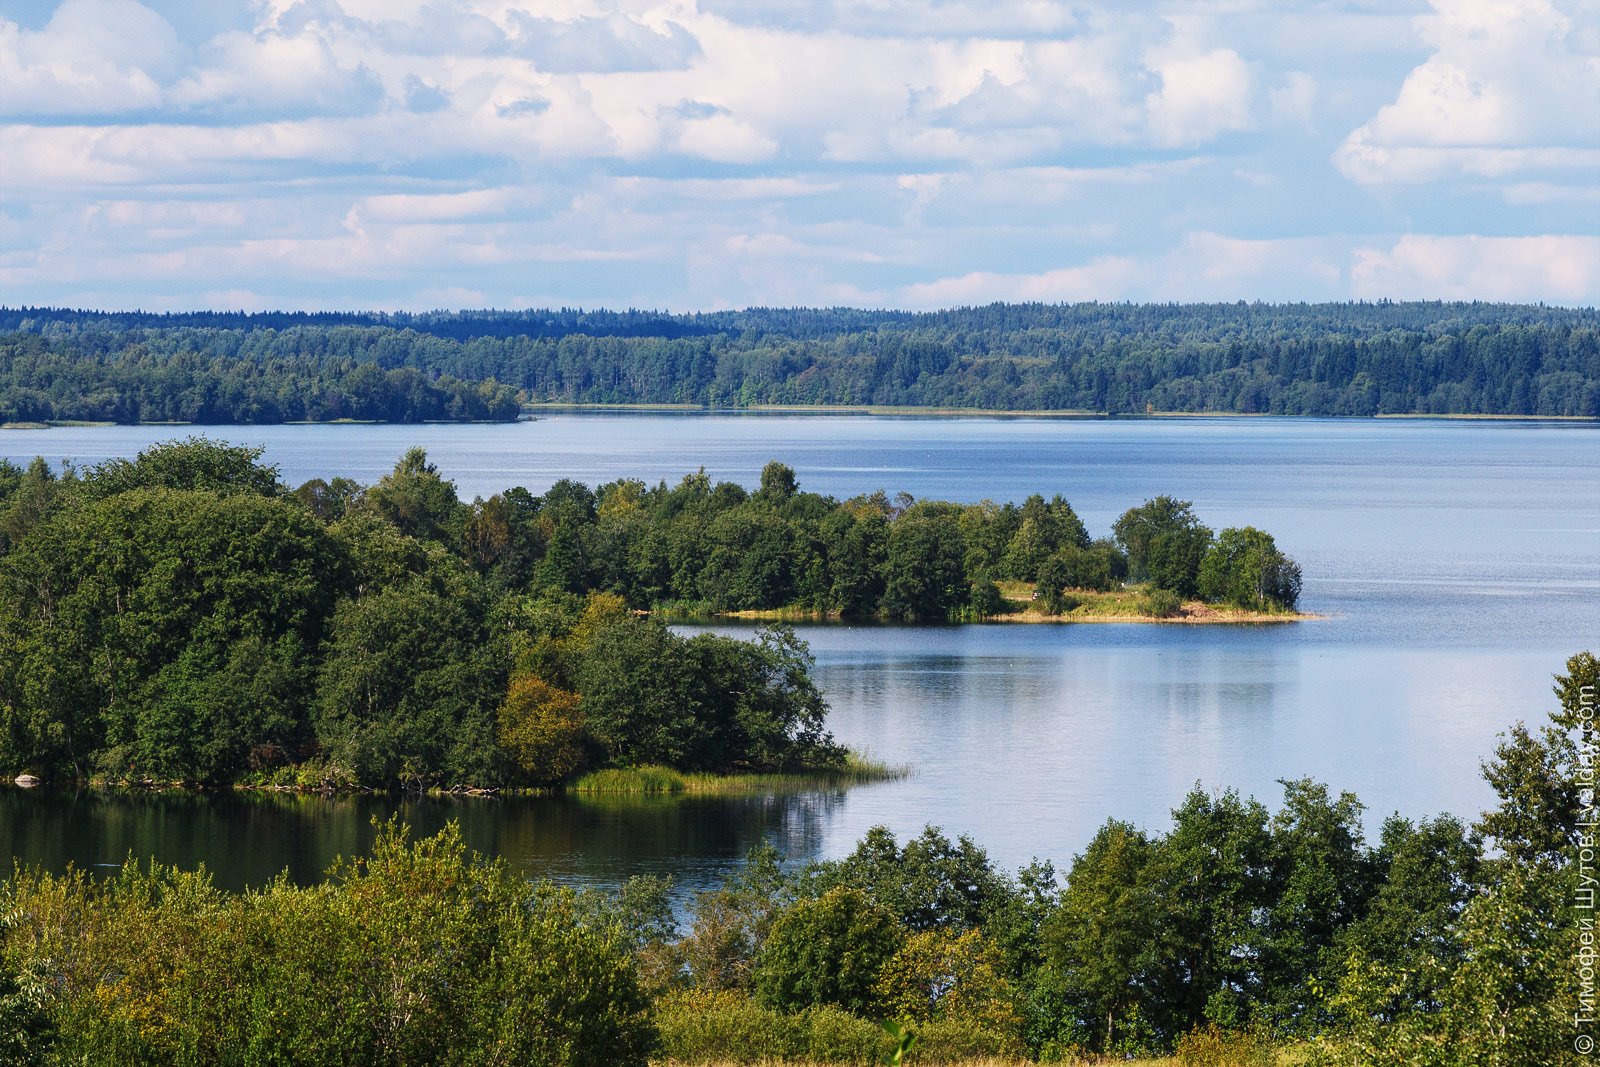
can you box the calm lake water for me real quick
[1,415,1596,892]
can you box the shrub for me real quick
[797,1004,887,1062]
[874,929,1022,1040]
[917,1015,1027,1062]
[1137,588,1183,618]
[654,989,804,1062]
[653,991,885,1064]
[754,887,905,1016]
[0,822,656,1066]
[1174,1024,1276,1067]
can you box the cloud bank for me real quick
[1,0,1596,309]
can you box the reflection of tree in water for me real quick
[0,786,848,900]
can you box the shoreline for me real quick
[525,403,1595,422]
[5,410,1594,430]
[13,752,902,799]
[712,598,1318,626]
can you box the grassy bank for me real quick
[675,584,1312,626]
[992,582,1313,624]
[568,753,903,795]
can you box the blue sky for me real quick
[1,0,1597,311]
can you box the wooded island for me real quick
[0,440,1299,789]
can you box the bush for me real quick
[874,929,1022,1039]
[0,822,656,1066]
[967,579,1007,619]
[1174,1024,1276,1067]
[754,887,905,1016]
[1137,588,1183,618]
[917,1015,1027,1062]
[653,990,884,1063]
[797,1004,886,1062]
[655,989,804,1062]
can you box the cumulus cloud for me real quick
[0,0,180,116]
[1336,0,1600,184]
[1145,40,1254,146]
[1351,234,1600,301]
[169,28,386,118]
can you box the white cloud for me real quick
[1336,0,1600,184]
[1145,40,1254,146]
[1269,71,1317,125]
[169,28,385,117]
[1351,234,1600,301]
[899,232,1345,306]
[1,0,1595,310]
[0,0,179,116]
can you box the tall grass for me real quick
[568,754,905,796]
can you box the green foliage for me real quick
[1173,1024,1276,1067]
[83,437,282,499]
[1137,587,1184,617]
[362,446,462,546]
[0,486,342,780]
[1115,497,1213,598]
[312,573,506,787]
[874,928,1022,1042]
[882,507,969,620]
[754,887,905,1016]
[1044,819,1159,1052]
[880,1019,919,1065]
[6,301,1596,419]
[654,989,887,1063]
[803,825,1011,933]
[0,913,53,1065]
[1476,650,1597,868]
[1199,527,1303,610]
[0,821,654,1065]
[497,674,587,784]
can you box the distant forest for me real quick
[2,301,1597,422]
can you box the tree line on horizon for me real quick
[1,300,1596,421]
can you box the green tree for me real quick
[576,615,707,767]
[497,674,587,784]
[84,437,282,499]
[1198,527,1302,610]
[363,447,463,546]
[882,507,967,620]
[1142,788,1275,1037]
[1044,819,1159,1052]
[313,572,505,787]
[1113,497,1213,598]
[1476,650,1598,868]
[0,488,342,781]
[754,886,904,1015]
[1261,779,1376,1028]
[803,825,1009,933]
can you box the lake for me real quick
[1,415,1595,892]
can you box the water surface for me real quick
[2,415,1595,886]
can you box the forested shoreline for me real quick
[0,438,1298,788]
[0,652,1588,1065]
[3,300,1597,422]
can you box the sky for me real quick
[0,0,1597,312]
